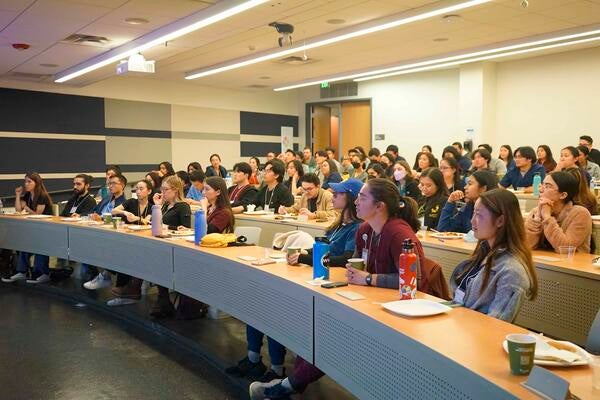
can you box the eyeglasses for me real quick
[108,181,121,186]
[160,186,172,192]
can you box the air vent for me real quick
[246,84,269,89]
[5,72,52,82]
[320,82,358,98]
[276,56,318,65]
[62,34,110,46]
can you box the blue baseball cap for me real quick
[329,178,364,198]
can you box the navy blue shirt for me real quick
[437,201,474,233]
[499,163,545,189]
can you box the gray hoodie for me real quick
[450,250,533,322]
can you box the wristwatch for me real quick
[365,274,372,286]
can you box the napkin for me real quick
[533,337,581,363]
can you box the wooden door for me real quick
[312,105,330,152]
[341,102,371,153]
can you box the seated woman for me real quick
[107,180,154,306]
[391,160,421,202]
[437,170,498,233]
[440,156,465,193]
[417,167,448,230]
[555,146,592,184]
[468,148,492,174]
[566,167,598,216]
[366,163,387,180]
[320,159,342,190]
[150,176,192,318]
[205,153,228,178]
[205,176,235,234]
[413,151,437,179]
[537,145,557,173]
[176,171,191,197]
[499,145,516,171]
[525,171,592,253]
[145,171,162,197]
[284,160,304,196]
[187,161,202,175]
[158,161,175,179]
[278,173,336,220]
[245,179,364,398]
[248,156,263,188]
[3,173,53,284]
[379,152,395,177]
[350,153,368,182]
[450,189,538,322]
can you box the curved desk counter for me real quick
[0,215,595,400]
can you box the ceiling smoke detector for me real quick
[442,14,462,23]
[276,55,317,65]
[124,17,149,25]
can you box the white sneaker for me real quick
[26,274,50,284]
[107,297,138,307]
[83,273,111,290]
[2,272,27,283]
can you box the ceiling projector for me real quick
[116,53,155,75]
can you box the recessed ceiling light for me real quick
[259,76,271,79]
[125,17,149,25]
[442,14,462,23]
[326,18,346,25]
[433,37,449,42]
[39,63,59,68]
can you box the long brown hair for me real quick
[458,189,537,299]
[25,172,52,207]
[565,167,598,215]
[365,178,421,232]
[205,176,234,233]
[327,192,360,234]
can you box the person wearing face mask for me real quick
[60,174,96,217]
[392,160,421,202]
[437,170,498,233]
[379,153,395,177]
[349,153,368,182]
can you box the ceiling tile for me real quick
[0,0,35,12]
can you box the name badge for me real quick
[454,288,465,304]
[361,248,369,265]
[69,206,78,214]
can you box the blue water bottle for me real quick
[312,237,330,280]
[533,173,541,197]
[194,208,207,245]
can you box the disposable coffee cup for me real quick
[506,334,536,375]
[246,204,256,212]
[348,258,365,271]
[102,213,112,224]
[112,216,121,229]
[287,247,301,256]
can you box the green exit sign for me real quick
[321,82,329,88]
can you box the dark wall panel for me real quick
[0,88,105,134]
[240,111,298,137]
[240,141,281,157]
[0,178,89,201]
[0,138,105,174]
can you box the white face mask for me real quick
[394,169,407,181]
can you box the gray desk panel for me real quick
[68,226,173,288]
[0,218,68,258]
[314,295,517,400]
[173,247,313,361]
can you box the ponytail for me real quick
[365,178,421,232]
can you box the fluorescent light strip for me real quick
[355,35,600,81]
[55,0,267,83]
[273,27,600,91]
[185,0,490,80]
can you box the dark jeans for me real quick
[288,357,325,393]
[17,252,49,276]
[246,325,286,366]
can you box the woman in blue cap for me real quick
[248,179,364,400]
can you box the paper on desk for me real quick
[533,255,561,262]
[306,277,330,286]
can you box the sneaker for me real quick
[2,272,27,283]
[107,297,138,307]
[26,274,50,284]
[111,285,141,300]
[225,356,267,379]
[83,273,111,290]
[257,368,286,383]
[249,379,294,400]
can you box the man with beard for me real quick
[60,174,96,217]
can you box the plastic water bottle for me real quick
[194,208,207,245]
[0,198,3,214]
[533,173,541,197]
[312,237,330,280]
[151,205,162,237]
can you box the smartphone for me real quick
[321,281,349,289]
[251,258,276,266]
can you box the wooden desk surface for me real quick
[0,214,595,399]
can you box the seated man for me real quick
[278,173,337,220]
[254,159,294,211]
[60,174,96,217]
[499,146,545,192]
[184,170,206,206]
[82,174,127,287]
[228,162,258,214]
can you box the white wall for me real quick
[495,46,600,154]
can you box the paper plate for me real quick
[24,214,53,219]
[243,210,268,215]
[60,217,81,222]
[430,232,465,240]
[126,225,152,231]
[502,337,590,367]
[381,299,452,317]
[169,230,194,237]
